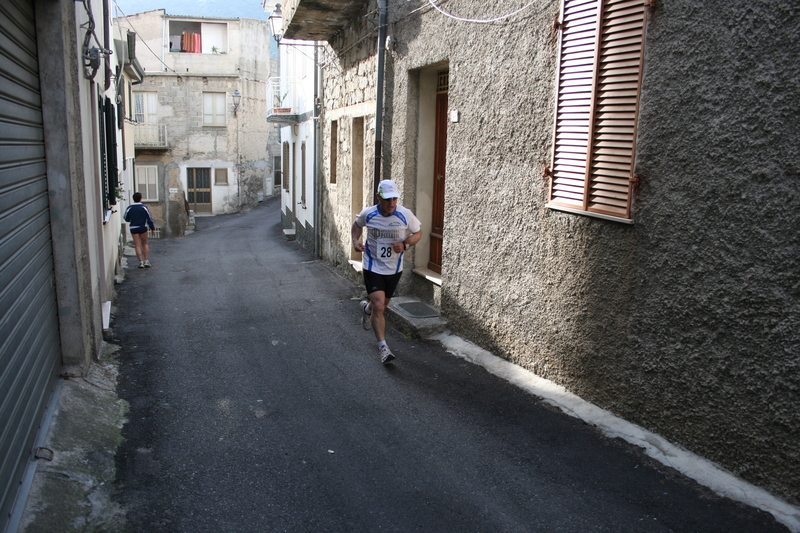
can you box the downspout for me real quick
[313,42,321,258]
[161,14,167,72]
[372,0,387,198]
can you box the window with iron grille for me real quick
[437,70,449,92]
[547,0,648,223]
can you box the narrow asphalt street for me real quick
[110,197,786,533]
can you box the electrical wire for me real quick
[426,0,538,23]
[112,1,177,73]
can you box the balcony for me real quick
[134,123,168,149]
[281,0,367,41]
[267,77,304,124]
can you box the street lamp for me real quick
[232,89,241,117]
[269,3,284,43]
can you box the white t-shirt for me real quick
[355,204,421,275]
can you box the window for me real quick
[134,92,157,123]
[203,92,226,125]
[214,168,228,185]
[273,156,281,186]
[168,21,228,53]
[547,0,648,222]
[135,165,159,201]
[127,82,134,121]
[330,121,338,184]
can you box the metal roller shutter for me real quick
[0,0,62,528]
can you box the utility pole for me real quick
[373,0,387,198]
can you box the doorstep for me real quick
[385,296,447,339]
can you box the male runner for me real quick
[352,180,422,364]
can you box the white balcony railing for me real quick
[134,123,168,148]
[268,77,302,115]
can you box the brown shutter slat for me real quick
[606,0,644,10]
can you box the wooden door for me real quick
[428,89,448,273]
[187,168,212,213]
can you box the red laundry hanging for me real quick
[181,32,201,53]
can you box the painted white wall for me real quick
[278,39,317,231]
[178,160,241,214]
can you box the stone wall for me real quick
[122,13,277,236]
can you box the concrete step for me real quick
[385,296,446,339]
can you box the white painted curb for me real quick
[431,332,800,533]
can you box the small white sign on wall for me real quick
[169,188,179,194]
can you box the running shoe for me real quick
[138,262,145,268]
[144,261,152,268]
[379,344,395,364]
[360,300,372,330]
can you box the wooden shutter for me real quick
[282,142,289,190]
[301,142,307,205]
[549,0,647,221]
[550,0,599,210]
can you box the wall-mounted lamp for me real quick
[232,89,241,117]
[269,4,284,43]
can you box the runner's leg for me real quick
[132,233,143,262]
[369,290,388,342]
[141,231,150,261]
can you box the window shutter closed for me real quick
[549,0,648,221]
[282,142,290,190]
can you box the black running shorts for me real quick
[363,270,403,299]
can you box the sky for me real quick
[113,0,277,20]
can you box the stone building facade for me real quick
[115,10,278,236]
[281,0,800,516]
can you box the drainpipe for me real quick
[372,0,387,198]
[313,42,321,258]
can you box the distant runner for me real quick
[124,192,156,268]
[352,180,422,364]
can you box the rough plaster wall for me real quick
[625,0,800,502]
[121,10,164,73]
[319,0,799,503]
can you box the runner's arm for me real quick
[351,221,366,253]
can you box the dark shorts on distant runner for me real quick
[363,270,403,299]
[130,227,149,235]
